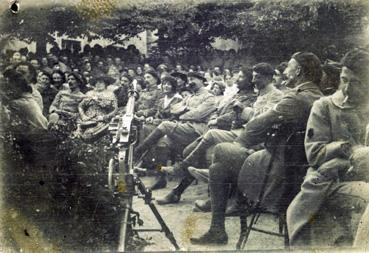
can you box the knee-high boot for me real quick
[135,128,164,160]
[148,146,170,190]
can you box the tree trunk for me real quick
[36,38,47,56]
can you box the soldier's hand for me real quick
[207,119,217,127]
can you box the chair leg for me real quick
[283,221,289,248]
[236,214,247,249]
[240,212,258,250]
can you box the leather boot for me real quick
[190,230,228,245]
[156,176,194,205]
[135,128,164,161]
[148,171,167,190]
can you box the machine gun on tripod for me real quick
[108,82,180,252]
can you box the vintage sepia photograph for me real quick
[1,0,369,252]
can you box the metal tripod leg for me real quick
[136,177,180,250]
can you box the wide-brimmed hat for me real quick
[187,72,207,82]
[171,71,188,83]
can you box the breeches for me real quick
[158,121,207,151]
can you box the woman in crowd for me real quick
[140,75,183,190]
[51,70,69,91]
[76,75,118,142]
[35,71,59,116]
[49,72,87,135]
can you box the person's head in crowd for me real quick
[180,87,192,98]
[106,57,113,65]
[252,62,275,91]
[157,64,168,74]
[189,65,196,72]
[211,81,226,96]
[213,66,222,76]
[161,75,178,95]
[30,58,40,71]
[320,63,341,96]
[97,60,105,69]
[114,57,122,66]
[136,66,143,76]
[93,55,101,63]
[82,71,92,84]
[144,69,160,88]
[39,71,52,91]
[41,57,49,67]
[120,74,132,88]
[14,62,37,84]
[121,68,128,76]
[143,63,151,72]
[171,71,188,91]
[11,52,22,65]
[51,60,60,71]
[340,49,369,105]
[84,61,92,72]
[67,72,86,92]
[284,52,322,88]
[187,72,206,93]
[60,55,69,64]
[204,70,212,81]
[128,68,137,78]
[91,75,116,92]
[237,66,254,92]
[176,64,184,72]
[2,69,32,99]
[273,62,288,89]
[197,65,202,72]
[51,70,66,88]
[20,55,27,63]
[224,68,232,78]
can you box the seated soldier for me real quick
[134,69,161,121]
[158,64,283,205]
[141,75,183,190]
[134,72,217,178]
[190,52,324,245]
[287,49,369,247]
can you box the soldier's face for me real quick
[341,66,369,105]
[284,58,300,84]
[144,73,157,86]
[120,77,130,87]
[188,77,202,92]
[252,71,269,90]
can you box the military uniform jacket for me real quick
[235,81,323,212]
[287,90,369,244]
[236,82,323,148]
[176,87,217,123]
[135,87,161,117]
[213,91,257,130]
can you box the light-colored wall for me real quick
[2,31,148,55]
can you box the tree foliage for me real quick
[0,0,368,61]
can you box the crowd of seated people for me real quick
[1,43,369,250]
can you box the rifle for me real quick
[108,81,180,252]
